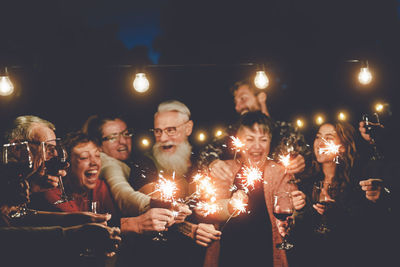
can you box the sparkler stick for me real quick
[220,197,248,231]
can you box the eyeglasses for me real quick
[151,121,188,137]
[102,129,134,143]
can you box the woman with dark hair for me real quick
[206,111,305,267]
[289,121,388,267]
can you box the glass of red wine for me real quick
[41,138,71,204]
[273,191,294,250]
[312,181,336,234]
[1,141,35,218]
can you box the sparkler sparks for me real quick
[279,153,291,168]
[230,197,248,215]
[230,136,244,151]
[186,173,220,216]
[236,165,263,193]
[195,201,220,216]
[318,138,341,164]
[148,172,178,201]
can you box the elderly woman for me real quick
[30,132,120,226]
[205,111,305,267]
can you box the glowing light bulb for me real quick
[198,132,206,142]
[338,112,347,121]
[375,103,384,112]
[141,138,150,147]
[215,130,223,138]
[296,119,304,128]
[133,73,149,93]
[358,67,372,85]
[254,71,269,89]
[0,76,14,96]
[315,115,324,125]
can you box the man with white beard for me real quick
[150,100,194,197]
[146,100,222,267]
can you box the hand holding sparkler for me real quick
[208,159,234,186]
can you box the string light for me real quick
[338,111,347,121]
[358,60,372,85]
[141,138,150,147]
[133,73,149,93]
[198,132,206,142]
[215,129,223,138]
[295,119,304,129]
[315,115,325,125]
[0,67,14,96]
[375,103,384,112]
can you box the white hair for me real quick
[155,100,191,121]
[5,115,55,142]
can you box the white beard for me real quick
[152,140,192,176]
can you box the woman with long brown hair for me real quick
[289,121,374,267]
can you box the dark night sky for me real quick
[0,0,399,156]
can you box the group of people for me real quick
[0,79,394,267]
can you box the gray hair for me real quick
[5,115,56,142]
[155,100,191,121]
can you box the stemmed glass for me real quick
[1,141,34,218]
[41,138,71,204]
[80,200,100,258]
[312,181,336,234]
[273,191,294,250]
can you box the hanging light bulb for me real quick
[296,119,304,128]
[0,67,14,96]
[338,112,347,121]
[358,61,372,85]
[133,73,149,93]
[375,103,384,112]
[254,70,269,89]
[315,115,325,125]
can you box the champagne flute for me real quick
[1,141,35,218]
[41,138,71,204]
[312,181,336,234]
[273,191,294,250]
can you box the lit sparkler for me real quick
[148,172,178,201]
[221,196,248,230]
[318,138,341,164]
[236,165,263,193]
[231,136,245,160]
[279,153,291,169]
[195,201,221,216]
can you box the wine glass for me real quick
[311,181,336,234]
[80,200,100,258]
[1,141,34,218]
[41,138,71,204]
[273,191,294,250]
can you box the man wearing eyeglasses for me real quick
[131,100,221,267]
